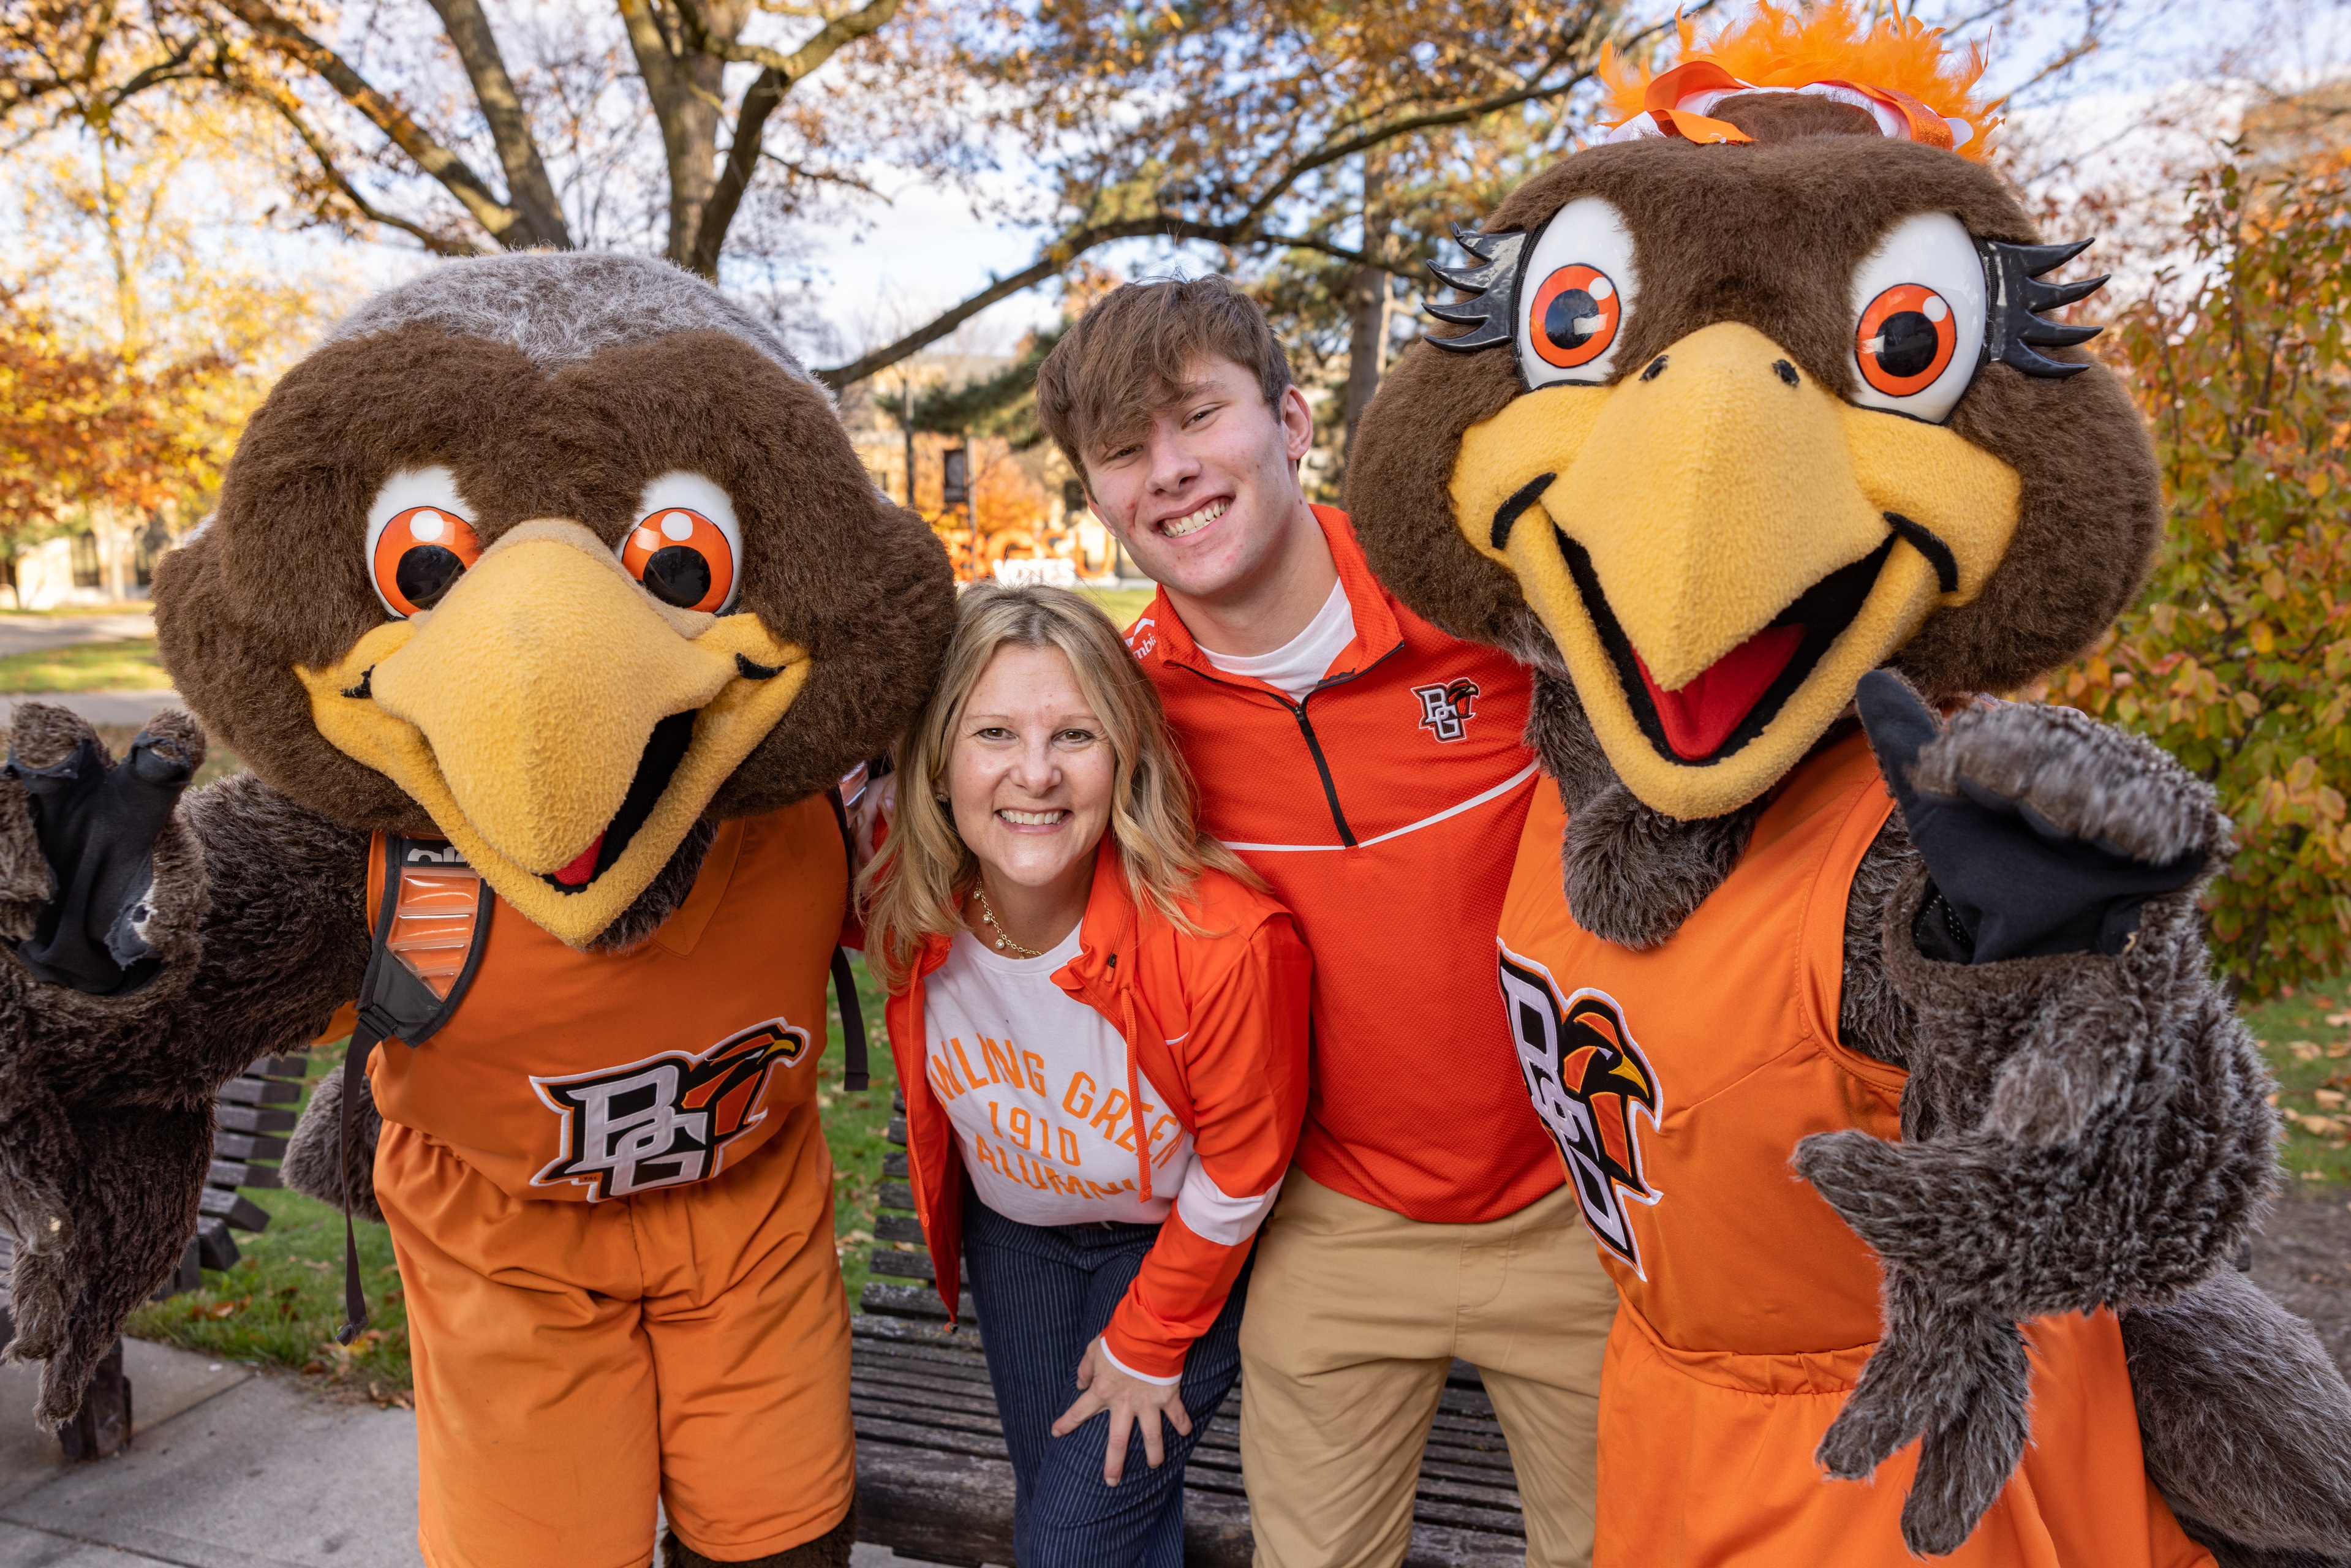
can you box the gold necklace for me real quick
[975,887,1045,959]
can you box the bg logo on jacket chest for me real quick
[530,1018,809,1200]
[1413,679,1481,742]
[1495,946,1662,1275]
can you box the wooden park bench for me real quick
[849,1093,1532,1567]
[0,1052,300,1461]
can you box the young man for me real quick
[1035,276,1616,1568]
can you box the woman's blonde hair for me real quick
[858,582,1256,990]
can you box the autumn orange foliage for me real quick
[2049,153,2351,998]
[904,431,1054,581]
[0,303,224,537]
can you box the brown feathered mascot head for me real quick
[1349,6,2160,826]
[155,254,953,948]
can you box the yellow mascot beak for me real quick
[296,519,809,946]
[1449,322,2022,820]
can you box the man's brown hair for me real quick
[1035,276,1294,485]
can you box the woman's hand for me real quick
[1052,1336,1191,1485]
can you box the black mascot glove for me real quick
[1855,671,2201,965]
[6,724,195,994]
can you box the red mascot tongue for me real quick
[1635,624,1805,761]
[554,835,603,888]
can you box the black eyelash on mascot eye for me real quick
[1978,237,2107,378]
[1425,224,1531,353]
[1421,222,2110,386]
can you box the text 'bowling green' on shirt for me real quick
[923,925,1194,1225]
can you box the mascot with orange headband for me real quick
[1347,6,2351,1565]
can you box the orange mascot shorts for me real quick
[377,1112,852,1568]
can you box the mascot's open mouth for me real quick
[1560,530,1895,765]
[546,710,698,891]
[1444,322,2025,820]
[546,650,790,892]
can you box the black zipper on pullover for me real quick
[1183,641,1400,850]
[1288,696,1356,846]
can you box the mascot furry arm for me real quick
[0,254,954,1430]
[1347,11,2351,1566]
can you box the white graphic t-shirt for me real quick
[923,925,1194,1226]
[1197,576,1356,700]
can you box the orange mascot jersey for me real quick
[1494,729,2213,1568]
[370,802,844,1199]
[364,797,855,1568]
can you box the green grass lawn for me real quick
[1079,586,1157,628]
[2238,981,2351,1186]
[826,951,900,1308]
[0,637,171,691]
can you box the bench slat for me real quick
[874,1212,927,1246]
[869,1250,937,1283]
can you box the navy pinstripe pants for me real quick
[961,1196,1251,1568]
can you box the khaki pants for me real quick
[1239,1169,1615,1568]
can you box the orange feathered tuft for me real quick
[1598,2,1999,159]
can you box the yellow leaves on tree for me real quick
[0,304,223,532]
[0,66,338,545]
[2049,153,2351,998]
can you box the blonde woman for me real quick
[862,583,1310,1568]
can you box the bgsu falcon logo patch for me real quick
[530,1019,810,1200]
[1414,679,1480,742]
[1495,946,1662,1275]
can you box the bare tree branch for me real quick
[813,1,1684,391]
[0,18,206,127]
[816,217,1378,390]
[214,0,536,248]
[678,0,900,276]
[247,77,488,256]
[425,0,573,247]
[758,148,884,199]
[677,0,898,78]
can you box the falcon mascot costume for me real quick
[1347,7,2351,1566]
[0,254,955,1568]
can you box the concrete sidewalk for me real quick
[1,1341,940,1566]
[0,613,156,659]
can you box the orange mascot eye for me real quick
[372,506,483,617]
[1526,264,1622,369]
[622,508,736,612]
[1856,283,1960,397]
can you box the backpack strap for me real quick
[336,834,493,1343]
[824,788,870,1093]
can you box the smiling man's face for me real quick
[1081,354,1317,606]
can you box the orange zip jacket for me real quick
[1133,505,1560,1224]
[884,843,1312,1378]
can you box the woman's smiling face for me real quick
[946,641,1117,897]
